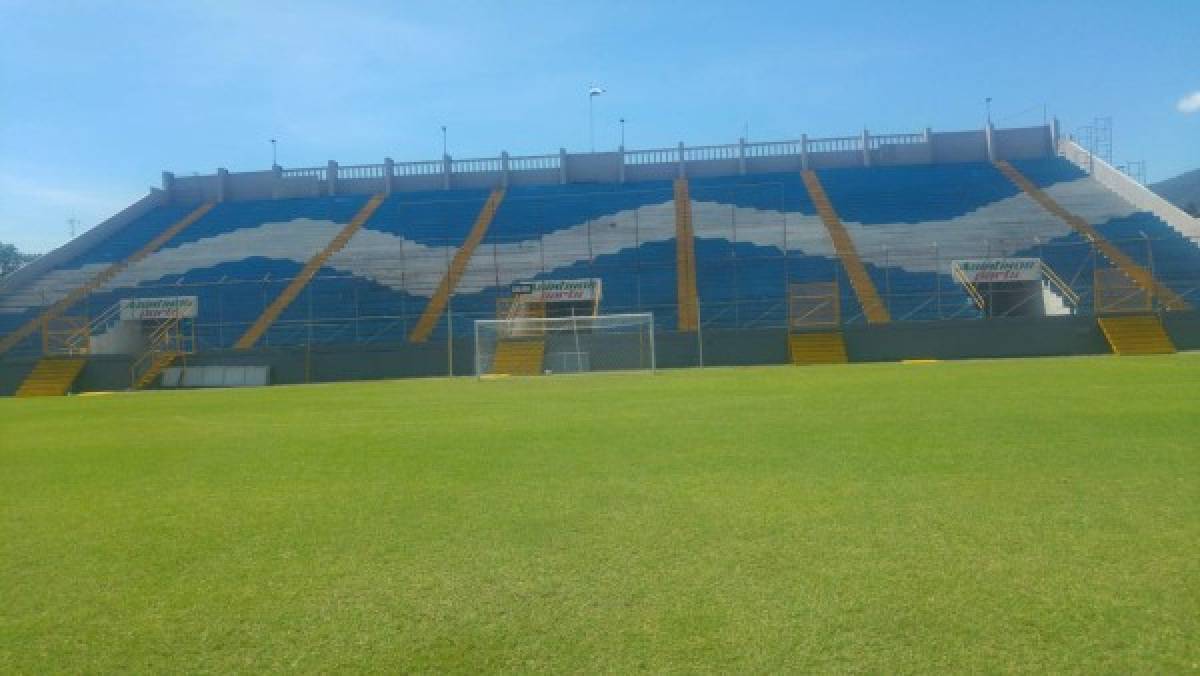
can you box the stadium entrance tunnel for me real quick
[976,280,1046,318]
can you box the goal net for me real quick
[474,313,655,377]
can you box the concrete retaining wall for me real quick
[1060,139,1200,240]
[6,312,1197,396]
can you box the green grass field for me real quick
[2,356,1198,672]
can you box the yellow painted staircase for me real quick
[235,194,386,349]
[801,170,890,324]
[0,202,214,357]
[133,353,179,390]
[490,339,545,375]
[410,188,506,342]
[994,160,1190,311]
[1097,315,1175,355]
[15,358,87,397]
[673,178,700,331]
[788,331,849,365]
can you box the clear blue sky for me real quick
[1,0,1197,253]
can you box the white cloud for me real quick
[1178,91,1200,114]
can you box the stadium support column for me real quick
[800,135,810,171]
[384,157,395,194]
[738,138,747,175]
[328,160,339,196]
[501,151,510,188]
[216,168,229,203]
[618,146,626,183]
[985,123,996,162]
[677,142,686,179]
[443,154,452,190]
[861,129,871,167]
[559,148,567,184]
[408,188,506,343]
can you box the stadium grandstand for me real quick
[2,121,1198,396]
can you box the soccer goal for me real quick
[474,313,655,377]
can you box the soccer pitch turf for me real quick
[2,355,1198,672]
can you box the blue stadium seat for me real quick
[4,156,1195,354]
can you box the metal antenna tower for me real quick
[1091,116,1113,165]
[1076,116,1113,173]
[1117,159,1146,185]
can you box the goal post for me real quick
[474,313,656,377]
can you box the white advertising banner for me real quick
[510,279,602,302]
[952,259,1042,283]
[119,296,199,320]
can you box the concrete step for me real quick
[1098,315,1175,355]
[789,332,849,365]
[14,358,87,397]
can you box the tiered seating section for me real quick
[3,158,1196,354]
[0,204,198,353]
[1010,159,1200,306]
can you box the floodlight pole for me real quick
[588,87,605,153]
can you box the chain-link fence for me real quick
[5,231,1198,358]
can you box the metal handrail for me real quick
[128,314,194,386]
[1042,264,1080,306]
[58,301,122,354]
[952,268,987,309]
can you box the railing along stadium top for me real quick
[273,129,940,179]
[160,123,1065,204]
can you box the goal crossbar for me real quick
[474,313,655,377]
